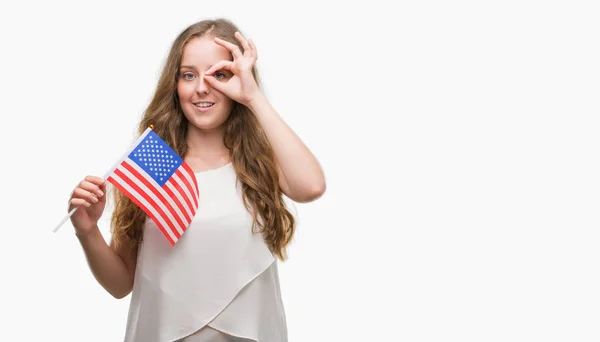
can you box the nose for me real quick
[196,74,210,95]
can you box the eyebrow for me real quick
[180,65,213,71]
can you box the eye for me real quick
[181,72,196,80]
[214,71,227,80]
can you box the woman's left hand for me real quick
[204,32,262,107]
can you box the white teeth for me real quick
[195,102,214,108]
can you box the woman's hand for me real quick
[68,176,107,236]
[204,31,262,107]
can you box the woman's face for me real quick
[177,36,234,132]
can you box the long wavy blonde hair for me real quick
[110,18,295,260]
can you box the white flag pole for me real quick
[52,127,154,233]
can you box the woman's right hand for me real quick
[68,176,108,236]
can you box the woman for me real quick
[67,18,325,342]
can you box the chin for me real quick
[187,115,229,131]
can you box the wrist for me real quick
[75,225,101,241]
[245,91,267,111]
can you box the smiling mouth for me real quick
[194,102,214,108]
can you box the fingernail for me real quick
[97,190,104,197]
[92,196,98,203]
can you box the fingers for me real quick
[79,178,105,197]
[69,188,97,210]
[68,176,106,209]
[214,36,243,59]
[203,74,226,93]
[68,187,99,211]
[99,180,107,195]
[205,60,234,76]
[70,197,92,209]
[84,175,106,188]
[235,32,252,56]
[234,32,257,60]
[74,187,100,202]
[248,39,258,59]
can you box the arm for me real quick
[248,94,326,203]
[204,33,326,202]
[76,228,137,299]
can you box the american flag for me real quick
[107,128,199,245]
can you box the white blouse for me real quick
[123,162,288,342]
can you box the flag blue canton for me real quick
[128,131,183,186]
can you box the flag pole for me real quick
[52,126,154,233]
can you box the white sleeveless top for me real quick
[123,162,288,342]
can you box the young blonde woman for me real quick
[67,18,325,342]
